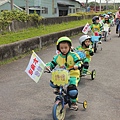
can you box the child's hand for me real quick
[73,65,78,70]
[60,66,66,69]
[86,48,90,51]
[46,66,51,71]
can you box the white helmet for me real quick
[79,35,91,45]
[105,15,109,19]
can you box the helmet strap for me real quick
[83,42,89,48]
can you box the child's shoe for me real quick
[98,40,102,44]
[53,88,59,94]
[70,102,78,111]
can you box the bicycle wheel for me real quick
[94,43,97,53]
[91,69,96,80]
[83,100,87,109]
[104,31,107,41]
[52,100,66,120]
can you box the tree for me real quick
[88,2,99,7]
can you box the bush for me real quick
[0,10,43,32]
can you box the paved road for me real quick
[0,26,120,120]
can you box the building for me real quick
[0,0,23,12]
[13,0,85,17]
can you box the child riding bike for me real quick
[90,16,103,43]
[103,15,111,34]
[75,35,94,76]
[46,36,83,111]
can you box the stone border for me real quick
[0,26,83,61]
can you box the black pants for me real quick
[116,18,120,32]
[116,24,119,32]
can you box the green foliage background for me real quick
[0,10,117,45]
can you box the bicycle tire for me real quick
[104,31,107,41]
[52,100,66,120]
[94,43,97,53]
[91,69,96,80]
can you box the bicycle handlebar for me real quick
[44,66,82,73]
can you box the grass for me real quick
[0,19,92,65]
[0,19,92,45]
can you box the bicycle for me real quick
[91,34,102,53]
[102,23,111,41]
[74,50,96,80]
[45,68,87,120]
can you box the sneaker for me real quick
[53,88,59,94]
[82,73,86,76]
[98,41,102,44]
[116,31,118,34]
[70,103,78,111]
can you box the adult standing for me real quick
[115,7,120,34]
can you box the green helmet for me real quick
[103,14,106,17]
[108,12,112,15]
[56,36,72,50]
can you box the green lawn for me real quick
[0,19,92,45]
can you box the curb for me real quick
[0,26,83,61]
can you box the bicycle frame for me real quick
[102,23,110,41]
[91,35,101,53]
[54,86,67,112]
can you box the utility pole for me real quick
[95,0,96,12]
[105,0,110,10]
[100,0,101,11]
[52,0,54,14]
[25,0,29,14]
[114,0,115,10]
[10,0,14,10]
[86,0,88,12]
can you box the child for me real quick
[46,36,83,111]
[75,35,94,75]
[90,16,103,43]
[90,16,103,34]
[103,15,111,33]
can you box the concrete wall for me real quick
[9,15,90,31]
[0,26,83,61]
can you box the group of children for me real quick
[45,12,114,111]
[91,12,115,36]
